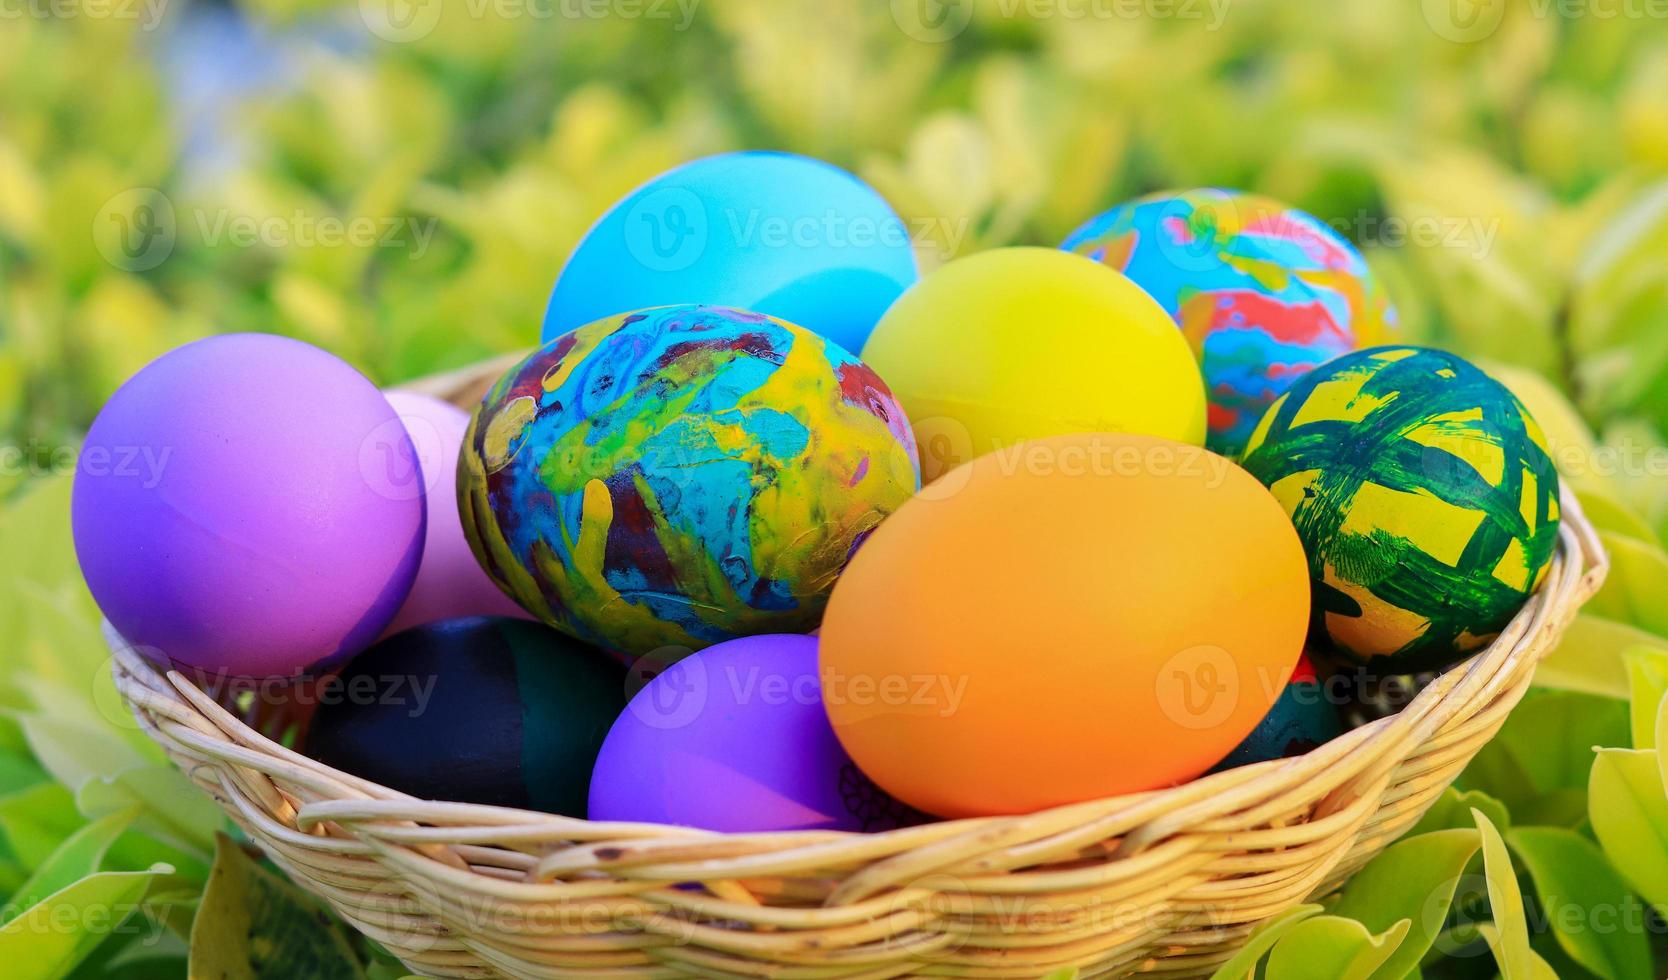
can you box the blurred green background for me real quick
[5,1,1668,978]
[6,0,1668,519]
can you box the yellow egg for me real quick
[861,248,1208,482]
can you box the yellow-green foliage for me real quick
[5,2,1668,511]
[5,5,1668,975]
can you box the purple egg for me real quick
[72,334,425,678]
[379,392,531,636]
[588,635,919,833]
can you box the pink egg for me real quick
[380,391,531,635]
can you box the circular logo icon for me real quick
[883,873,971,957]
[357,870,446,955]
[94,188,176,273]
[359,0,443,43]
[1422,0,1506,43]
[1146,193,1246,280]
[890,0,975,43]
[1155,645,1240,731]
[357,417,427,502]
[622,186,709,273]
[911,416,975,501]
[626,647,706,730]
[1427,873,1495,959]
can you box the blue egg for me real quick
[1214,655,1344,770]
[543,152,919,355]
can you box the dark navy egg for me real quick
[304,616,626,815]
[1214,654,1344,770]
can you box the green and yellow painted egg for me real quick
[1241,346,1561,673]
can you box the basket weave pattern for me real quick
[109,359,1610,979]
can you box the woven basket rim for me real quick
[107,485,1607,839]
[102,353,1613,979]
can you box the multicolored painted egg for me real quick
[1241,346,1562,673]
[543,151,919,357]
[861,248,1207,482]
[588,634,922,832]
[1062,189,1397,456]
[72,334,424,678]
[304,617,625,815]
[460,304,921,661]
[380,392,532,635]
[1213,653,1343,770]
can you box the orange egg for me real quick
[819,432,1310,818]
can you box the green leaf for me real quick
[0,867,170,980]
[1203,904,1324,980]
[1589,532,1668,637]
[1535,615,1668,701]
[1625,646,1668,749]
[1588,748,1668,915]
[17,714,152,796]
[5,808,136,924]
[1456,738,1543,816]
[1476,926,1563,980]
[0,751,46,800]
[17,714,219,861]
[1575,180,1668,289]
[1660,697,1668,803]
[74,767,222,861]
[1474,808,1535,979]
[0,783,89,870]
[1410,787,1510,837]
[0,478,79,594]
[1508,826,1654,980]
[189,835,366,980]
[1477,691,1629,824]
[1497,691,1630,789]
[1262,915,1409,980]
[1330,829,1482,980]
[1037,971,1078,980]
[7,585,123,722]
[1575,489,1659,544]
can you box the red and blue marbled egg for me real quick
[1063,189,1396,456]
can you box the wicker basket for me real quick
[108,356,1610,980]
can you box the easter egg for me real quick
[543,151,918,356]
[820,432,1310,818]
[72,334,424,678]
[861,248,1207,483]
[1213,653,1343,770]
[461,304,920,660]
[1062,189,1397,456]
[1241,346,1562,673]
[379,392,532,635]
[588,634,919,832]
[305,617,625,815]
